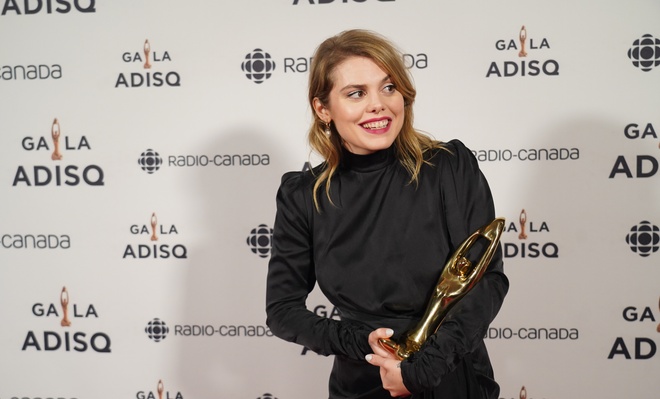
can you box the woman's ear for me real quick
[313,97,330,123]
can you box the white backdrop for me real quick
[1,1,659,398]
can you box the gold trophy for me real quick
[157,379,164,399]
[150,212,158,241]
[144,39,152,69]
[379,218,505,360]
[51,118,63,161]
[518,26,528,57]
[518,209,528,240]
[60,286,71,327]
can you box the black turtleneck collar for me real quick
[339,144,397,172]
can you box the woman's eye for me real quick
[347,90,364,99]
[383,84,396,93]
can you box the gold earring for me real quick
[324,121,331,136]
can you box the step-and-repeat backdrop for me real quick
[1,1,659,398]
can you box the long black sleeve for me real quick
[400,140,509,394]
[265,140,507,398]
[266,171,373,360]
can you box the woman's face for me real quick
[314,56,405,155]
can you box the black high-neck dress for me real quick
[266,139,509,399]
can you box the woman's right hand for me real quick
[367,327,397,359]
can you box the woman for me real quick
[266,29,508,399]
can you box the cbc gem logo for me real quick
[627,34,660,72]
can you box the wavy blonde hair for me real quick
[308,29,443,210]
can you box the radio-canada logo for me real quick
[1,231,70,250]
[625,221,659,257]
[145,318,170,342]
[241,49,276,84]
[0,62,62,81]
[144,317,272,341]
[627,34,660,72]
[138,149,163,174]
[239,46,426,86]
[247,224,273,258]
[137,147,270,173]
[13,118,105,187]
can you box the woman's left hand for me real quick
[366,328,412,398]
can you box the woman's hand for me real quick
[366,328,412,398]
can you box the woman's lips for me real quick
[360,118,391,134]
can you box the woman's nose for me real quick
[367,94,385,113]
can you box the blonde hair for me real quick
[308,29,443,210]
